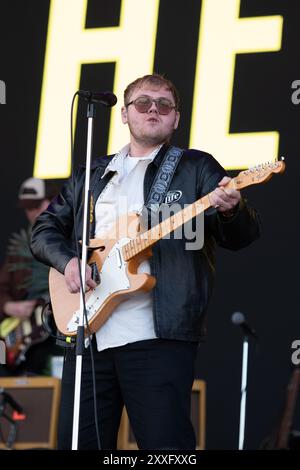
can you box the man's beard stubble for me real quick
[128,123,173,148]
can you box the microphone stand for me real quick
[0,389,22,449]
[238,335,249,450]
[71,101,95,450]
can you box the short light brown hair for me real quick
[124,74,180,110]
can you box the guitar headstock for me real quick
[234,158,286,190]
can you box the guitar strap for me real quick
[144,145,184,213]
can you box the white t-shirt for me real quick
[94,144,162,351]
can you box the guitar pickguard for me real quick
[67,238,131,333]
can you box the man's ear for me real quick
[174,111,180,130]
[121,106,128,124]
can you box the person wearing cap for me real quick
[0,177,59,376]
[18,177,54,224]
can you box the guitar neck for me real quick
[122,180,237,261]
[122,158,285,262]
[276,368,300,449]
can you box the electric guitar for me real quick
[49,160,285,336]
[0,302,49,369]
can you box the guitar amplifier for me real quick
[117,379,206,450]
[0,376,61,449]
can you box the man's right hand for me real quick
[64,257,97,294]
[3,300,38,319]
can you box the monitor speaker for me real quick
[0,376,61,449]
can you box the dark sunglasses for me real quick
[126,96,176,115]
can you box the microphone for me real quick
[78,90,117,107]
[231,312,258,339]
[0,388,23,413]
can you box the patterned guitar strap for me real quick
[143,145,184,228]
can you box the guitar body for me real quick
[49,213,156,336]
[0,303,48,369]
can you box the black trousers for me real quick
[58,338,198,450]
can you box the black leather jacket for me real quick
[31,144,261,342]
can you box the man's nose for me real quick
[148,100,158,113]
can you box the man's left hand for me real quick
[210,176,241,215]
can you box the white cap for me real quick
[18,177,46,201]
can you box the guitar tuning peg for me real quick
[280,156,285,161]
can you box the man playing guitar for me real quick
[31,74,262,449]
[0,177,59,375]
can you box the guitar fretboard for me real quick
[121,160,284,261]
[122,193,212,261]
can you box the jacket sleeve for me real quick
[197,154,261,250]
[31,176,79,274]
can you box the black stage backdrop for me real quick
[0,0,299,450]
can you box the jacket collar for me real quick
[152,143,170,167]
[101,144,130,180]
[90,142,170,173]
